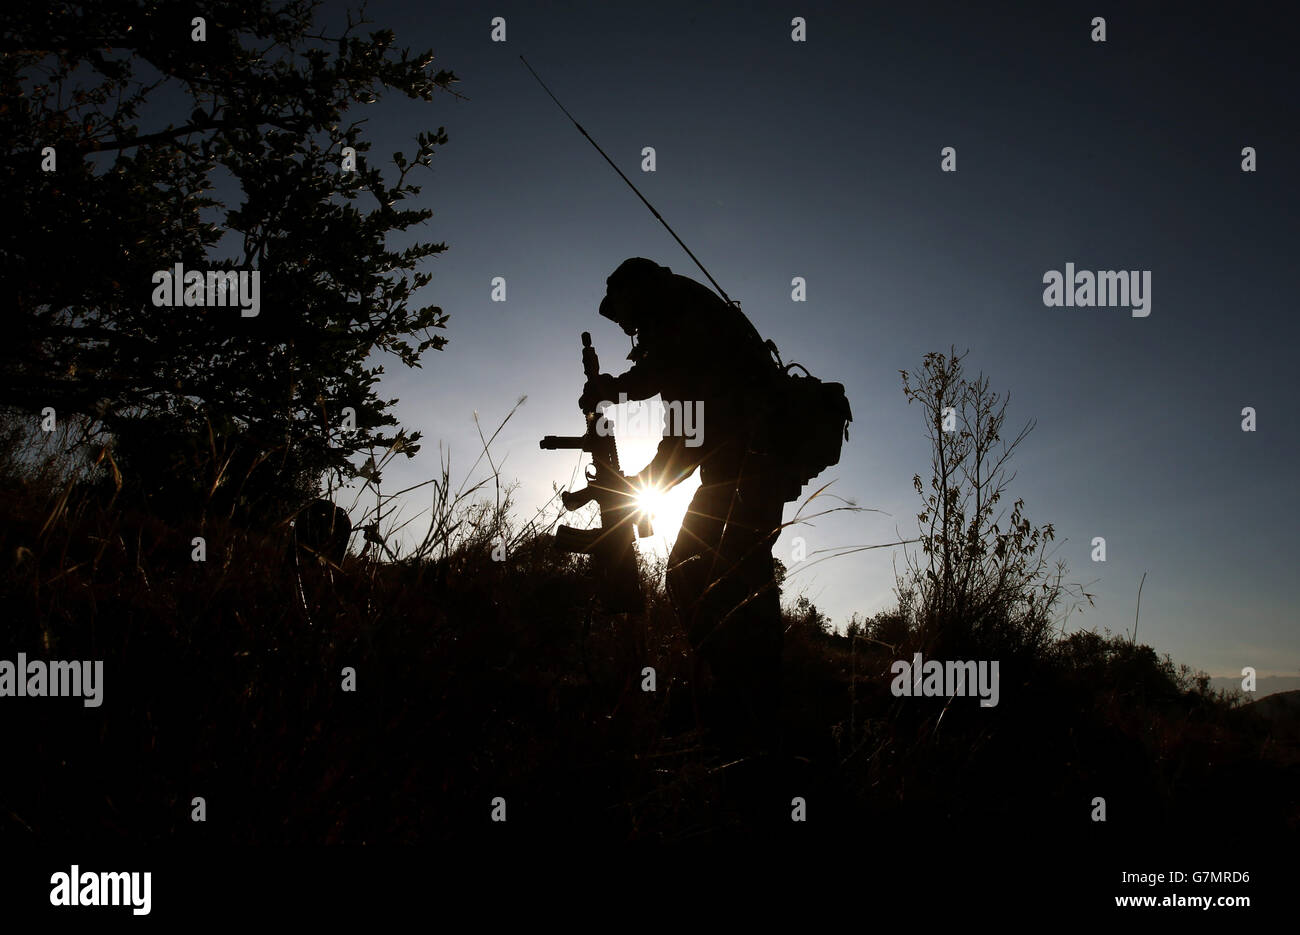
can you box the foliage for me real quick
[0,0,457,521]
[899,349,1093,658]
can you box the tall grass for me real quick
[0,402,1293,847]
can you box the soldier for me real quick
[580,258,786,753]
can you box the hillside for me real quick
[2,484,1295,852]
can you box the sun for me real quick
[625,475,699,552]
[633,482,666,520]
[608,398,702,549]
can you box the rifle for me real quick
[540,332,654,613]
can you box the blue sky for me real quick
[300,1,1298,685]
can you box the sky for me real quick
[278,1,1295,687]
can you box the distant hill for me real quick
[1243,689,1300,718]
[1209,675,1300,699]
[1236,690,1300,740]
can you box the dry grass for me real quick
[0,410,1295,848]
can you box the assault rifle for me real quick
[540,332,653,613]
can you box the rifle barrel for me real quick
[539,435,587,450]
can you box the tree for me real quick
[899,349,1091,657]
[0,0,456,520]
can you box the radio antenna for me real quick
[519,55,736,307]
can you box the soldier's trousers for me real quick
[666,440,785,751]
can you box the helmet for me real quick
[607,257,670,289]
[600,258,673,325]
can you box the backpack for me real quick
[756,340,853,502]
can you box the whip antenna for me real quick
[519,55,736,307]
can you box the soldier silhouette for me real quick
[580,258,787,753]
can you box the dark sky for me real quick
[309,1,1296,683]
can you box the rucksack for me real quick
[756,340,854,502]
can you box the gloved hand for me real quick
[578,373,618,411]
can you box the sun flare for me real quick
[625,474,698,552]
[634,483,666,519]
[608,400,702,552]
